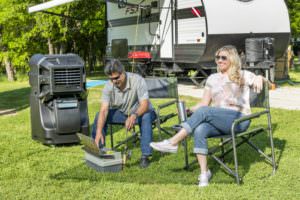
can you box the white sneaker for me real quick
[198,169,212,187]
[150,140,178,153]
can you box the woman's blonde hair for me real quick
[215,45,242,85]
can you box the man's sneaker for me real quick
[198,169,212,187]
[150,140,178,153]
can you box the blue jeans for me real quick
[181,106,250,155]
[91,109,156,156]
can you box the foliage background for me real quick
[286,0,300,38]
[0,0,105,76]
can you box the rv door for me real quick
[159,0,174,59]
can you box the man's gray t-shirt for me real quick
[101,72,150,114]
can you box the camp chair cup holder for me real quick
[178,101,187,122]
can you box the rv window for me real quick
[151,1,158,8]
[141,7,151,21]
[111,39,128,60]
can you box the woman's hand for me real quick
[189,88,212,112]
[253,75,264,93]
[186,108,193,116]
[190,104,202,112]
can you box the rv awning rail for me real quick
[28,0,152,14]
[28,0,76,13]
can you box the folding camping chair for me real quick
[108,77,180,150]
[145,77,180,140]
[183,80,276,184]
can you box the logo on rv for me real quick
[125,6,138,15]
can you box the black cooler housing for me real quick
[29,54,89,145]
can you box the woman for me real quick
[150,45,265,187]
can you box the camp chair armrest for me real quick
[157,99,178,109]
[233,110,269,124]
[231,110,269,136]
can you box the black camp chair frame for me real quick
[146,77,180,140]
[108,77,180,150]
[183,80,276,184]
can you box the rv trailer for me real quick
[29,0,291,82]
[106,0,290,78]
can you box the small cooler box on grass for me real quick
[84,150,123,172]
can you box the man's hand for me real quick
[95,130,105,147]
[94,102,109,147]
[125,114,137,130]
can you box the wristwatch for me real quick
[132,112,138,118]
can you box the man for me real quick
[92,59,156,168]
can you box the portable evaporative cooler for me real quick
[29,54,89,145]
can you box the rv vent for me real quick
[53,68,81,87]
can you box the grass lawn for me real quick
[277,62,300,87]
[288,63,300,83]
[1,77,300,199]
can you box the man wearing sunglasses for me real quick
[91,59,156,168]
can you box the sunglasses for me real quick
[215,55,227,61]
[109,74,121,81]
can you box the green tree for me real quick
[66,0,106,73]
[0,0,52,80]
[0,0,106,81]
[33,0,106,73]
[287,0,300,38]
[0,0,44,81]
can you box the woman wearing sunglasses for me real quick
[150,45,265,187]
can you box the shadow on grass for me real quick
[179,129,286,183]
[49,161,197,186]
[48,120,286,186]
[48,133,286,186]
[0,87,30,114]
[49,136,197,185]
